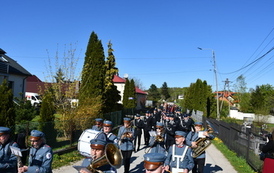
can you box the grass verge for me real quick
[212,137,258,173]
[52,150,83,169]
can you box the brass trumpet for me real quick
[87,143,122,173]
[155,135,164,142]
[121,131,133,139]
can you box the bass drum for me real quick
[78,129,100,157]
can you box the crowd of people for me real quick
[6,106,274,173]
[78,107,216,173]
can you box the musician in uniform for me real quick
[133,114,144,152]
[79,139,116,173]
[117,117,135,173]
[92,118,103,131]
[164,131,194,173]
[154,108,161,123]
[147,122,166,155]
[103,120,118,144]
[177,113,195,135]
[143,153,166,173]
[0,126,19,173]
[143,111,153,146]
[165,114,177,150]
[18,130,53,173]
[186,122,215,173]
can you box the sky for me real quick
[1,0,274,91]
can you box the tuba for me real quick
[192,121,217,158]
[87,143,122,173]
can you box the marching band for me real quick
[76,107,215,173]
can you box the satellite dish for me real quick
[123,73,129,79]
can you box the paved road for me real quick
[53,135,237,173]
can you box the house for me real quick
[215,91,237,106]
[113,75,147,110]
[0,48,32,98]
[26,74,147,110]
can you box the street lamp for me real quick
[198,47,220,120]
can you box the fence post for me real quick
[247,131,250,160]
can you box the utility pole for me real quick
[222,78,232,114]
[198,47,220,120]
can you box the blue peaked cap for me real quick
[144,153,166,163]
[175,131,187,137]
[0,127,11,134]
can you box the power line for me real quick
[219,46,274,75]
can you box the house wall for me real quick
[0,76,5,84]
[229,109,274,124]
[8,74,27,99]
[136,94,146,110]
[114,83,125,104]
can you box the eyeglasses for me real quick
[30,140,39,142]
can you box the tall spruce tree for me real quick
[0,79,16,128]
[123,78,130,108]
[147,84,161,103]
[183,79,213,117]
[161,82,170,100]
[104,41,121,113]
[128,79,137,108]
[79,31,105,113]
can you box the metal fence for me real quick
[190,109,265,172]
[205,118,265,172]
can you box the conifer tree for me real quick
[183,79,213,117]
[128,79,137,108]
[54,68,65,83]
[39,88,56,145]
[0,79,15,128]
[123,78,130,108]
[104,41,121,113]
[79,31,105,113]
[147,84,161,104]
[161,82,170,101]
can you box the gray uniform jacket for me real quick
[0,140,19,173]
[148,134,166,155]
[117,126,135,151]
[91,125,102,131]
[27,143,53,173]
[165,144,194,171]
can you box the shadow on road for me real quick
[203,163,223,173]
[130,161,145,173]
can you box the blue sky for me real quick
[2,1,274,91]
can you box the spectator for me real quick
[261,130,274,173]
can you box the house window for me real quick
[0,61,8,73]
[8,81,14,90]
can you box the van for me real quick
[25,92,42,107]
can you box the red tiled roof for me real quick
[135,87,147,95]
[26,75,42,82]
[113,75,126,83]
[26,75,147,95]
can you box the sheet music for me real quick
[10,146,22,157]
[198,132,206,138]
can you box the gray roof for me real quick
[0,48,32,76]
